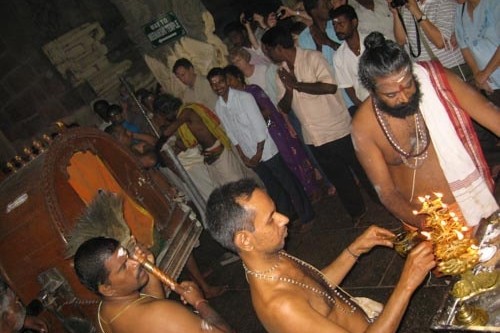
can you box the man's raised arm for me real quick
[364,242,435,333]
[321,226,395,285]
[446,69,500,136]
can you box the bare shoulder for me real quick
[133,299,203,332]
[352,97,377,140]
[142,298,194,316]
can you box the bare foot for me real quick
[203,285,229,299]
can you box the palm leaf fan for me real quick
[65,190,134,258]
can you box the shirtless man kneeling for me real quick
[206,179,435,333]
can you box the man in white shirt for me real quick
[349,0,394,40]
[207,67,315,233]
[332,5,370,110]
[262,26,377,223]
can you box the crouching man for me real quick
[73,237,234,333]
[206,179,435,333]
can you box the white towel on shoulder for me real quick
[414,64,498,227]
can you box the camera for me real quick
[390,0,407,8]
[276,9,286,19]
[241,12,253,24]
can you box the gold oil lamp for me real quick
[394,193,480,275]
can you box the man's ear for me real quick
[234,230,253,252]
[98,283,115,297]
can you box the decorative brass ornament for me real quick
[454,303,489,326]
[413,194,480,275]
[451,270,498,300]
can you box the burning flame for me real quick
[453,230,464,240]
[414,193,479,275]
[420,231,432,240]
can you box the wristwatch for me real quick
[417,14,427,23]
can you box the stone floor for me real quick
[191,190,456,333]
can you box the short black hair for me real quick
[107,104,123,117]
[93,99,110,120]
[135,88,154,104]
[74,237,119,295]
[206,179,260,253]
[223,21,245,37]
[223,65,246,85]
[358,32,412,92]
[303,0,320,16]
[261,26,295,49]
[330,4,357,21]
[173,58,194,73]
[93,99,109,112]
[153,94,182,117]
[207,67,226,82]
[290,21,307,36]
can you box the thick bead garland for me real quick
[373,100,430,169]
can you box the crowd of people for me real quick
[3,0,498,332]
[91,0,498,230]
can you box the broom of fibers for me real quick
[65,190,185,294]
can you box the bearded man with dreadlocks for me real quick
[352,32,499,231]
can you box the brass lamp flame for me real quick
[413,194,479,275]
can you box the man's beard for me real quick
[335,30,352,41]
[374,79,422,119]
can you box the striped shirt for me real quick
[400,0,464,68]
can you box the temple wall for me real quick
[0,0,282,166]
[0,0,140,162]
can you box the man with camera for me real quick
[390,0,469,79]
[223,21,271,66]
